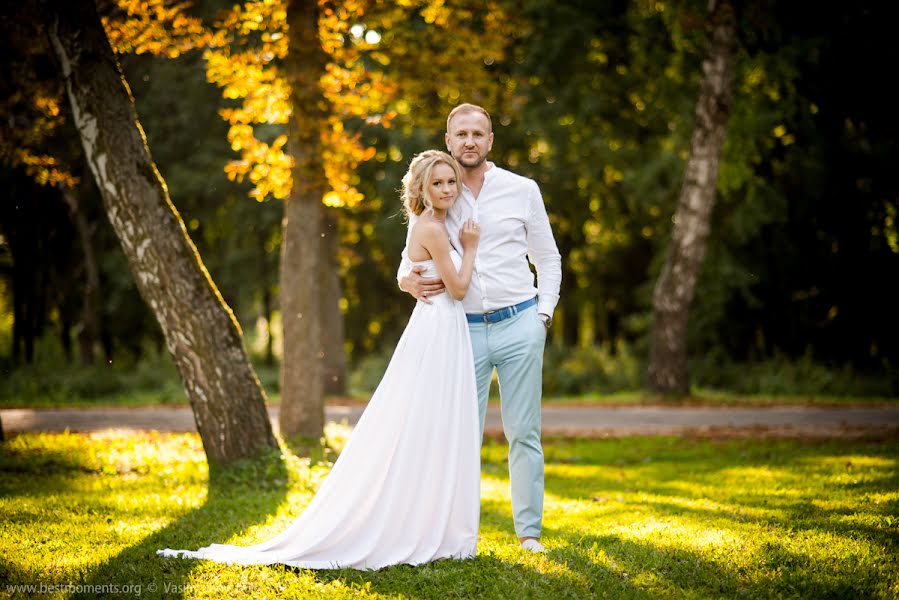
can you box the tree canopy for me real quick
[1,0,897,397]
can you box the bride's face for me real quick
[426,162,458,212]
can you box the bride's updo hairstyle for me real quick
[401,150,463,218]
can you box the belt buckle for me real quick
[483,308,498,324]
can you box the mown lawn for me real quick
[1,430,897,598]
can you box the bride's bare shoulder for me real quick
[410,218,445,243]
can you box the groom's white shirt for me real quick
[399,162,562,317]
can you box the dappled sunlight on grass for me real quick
[504,435,896,597]
[1,432,204,578]
[716,463,797,485]
[1,431,896,598]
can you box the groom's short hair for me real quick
[447,103,492,133]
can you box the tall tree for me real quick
[44,0,278,466]
[647,0,737,394]
[278,0,329,437]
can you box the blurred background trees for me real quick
[1,0,897,406]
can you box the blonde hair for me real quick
[446,103,492,133]
[401,150,463,218]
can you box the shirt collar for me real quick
[461,162,497,194]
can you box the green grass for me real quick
[1,431,897,598]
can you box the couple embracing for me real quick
[158,103,562,569]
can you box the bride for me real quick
[157,150,483,570]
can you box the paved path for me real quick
[3,404,898,437]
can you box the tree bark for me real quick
[44,0,278,466]
[647,0,736,395]
[279,0,328,438]
[262,286,275,367]
[322,208,346,395]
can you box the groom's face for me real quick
[445,112,493,169]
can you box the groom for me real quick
[398,103,562,553]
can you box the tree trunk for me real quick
[279,0,328,438]
[578,301,595,349]
[551,306,565,349]
[61,184,101,365]
[647,0,736,395]
[1,412,5,442]
[257,228,275,367]
[322,208,346,395]
[262,286,275,367]
[44,0,278,466]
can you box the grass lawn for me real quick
[1,430,897,598]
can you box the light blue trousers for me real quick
[468,305,546,539]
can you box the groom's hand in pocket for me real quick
[401,265,446,305]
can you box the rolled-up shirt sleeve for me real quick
[525,181,562,317]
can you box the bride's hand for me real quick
[460,219,480,251]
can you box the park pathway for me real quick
[3,404,898,437]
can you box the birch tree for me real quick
[647,0,737,394]
[44,0,278,465]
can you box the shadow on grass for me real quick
[537,436,898,542]
[295,552,626,600]
[231,495,893,599]
[539,435,898,500]
[0,556,37,596]
[69,445,292,599]
[252,502,640,600]
[639,492,899,545]
[0,432,119,498]
[481,436,899,597]
[560,528,890,598]
[551,527,753,597]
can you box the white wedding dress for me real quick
[157,251,480,570]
